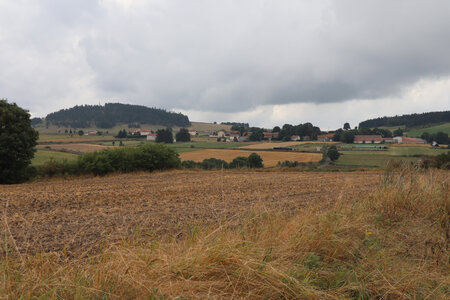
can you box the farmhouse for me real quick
[139,129,151,136]
[146,133,157,141]
[226,134,240,142]
[217,130,226,138]
[393,136,426,144]
[226,130,240,136]
[383,138,394,143]
[318,133,334,142]
[188,130,197,136]
[238,136,250,142]
[290,135,301,141]
[263,132,279,140]
[354,135,383,144]
[86,130,98,136]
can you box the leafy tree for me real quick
[156,128,173,143]
[249,131,263,141]
[231,125,247,135]
[326,145,341,161]
[343,122,351,130]
[393,128,403,136]
[340,130,355,143]
[230,156,248,168]
[0,100,39,183]
[272,126,281,132]
[434,132,449,144]
[247,153,263,168]
[333,129,343,141]
[175,128,191,142]
[421,132,432,143]
[78,130,84,136]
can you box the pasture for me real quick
[32,150,79,166]
[37,143,113,153]
[406,122,450,136]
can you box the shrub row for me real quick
[37,143,180,177]
[182,153,264,170]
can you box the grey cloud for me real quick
[0,0,449,117]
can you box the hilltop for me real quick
[43,103,190,129]
[358,110,450,129]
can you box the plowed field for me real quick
[179,149,322,166]
[1,171,380,255]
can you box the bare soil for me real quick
[1,171,380,255]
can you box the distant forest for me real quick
[359,111,450,128]
[45,103,190,128]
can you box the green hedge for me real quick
[38,144,180,177]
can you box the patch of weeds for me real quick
[305,253,322,269]
[363,231,381,250]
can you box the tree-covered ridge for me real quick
[45,103,190,128]
[358,111,450,128]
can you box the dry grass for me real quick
[180,149,322,166]
[36,143,114,153]
[1,170,448,299]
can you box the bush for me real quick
[247,153,263,168]
[230,156,248,168]
[277,160,300,168]
[431,151,450,169]
[37,144,180,177]
[201,158,228,170]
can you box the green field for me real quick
[376,125,406,132]
[406,123,450,137]
[32,150,79,166]
[335,146,448,168]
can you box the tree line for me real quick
[45,103,190,128]
[230,122,321,141]
[358,110,450,128]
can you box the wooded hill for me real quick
[359,110,450,129]
[45,103,190,128]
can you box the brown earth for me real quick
[0,171,380,255]
[179,149,322,166]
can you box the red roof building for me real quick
[318,133,334,142]
[354,135,383,144]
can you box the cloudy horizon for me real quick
[1,0,449,130]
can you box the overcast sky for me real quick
[1,0,449,130]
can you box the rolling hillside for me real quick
[44,103,190,128]
[359,110,450,128]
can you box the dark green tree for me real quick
[343,122,351,130]
[247,153,263,168]
[340,130,355,143]
[78,130,84,136]
[156,128,174,143]
[434,132,449,144]
[175,128,191,142]
[0,100,39,183]
[393,128,403,136]
[230,156,248,168]
[326,145,341,161]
